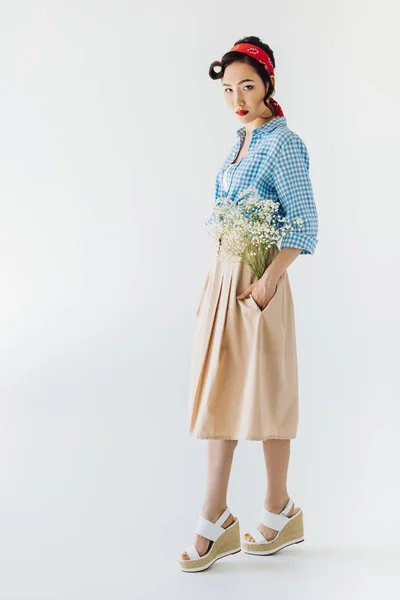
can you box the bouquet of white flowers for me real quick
[205,187,304,279]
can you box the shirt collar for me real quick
[236,116,287,139]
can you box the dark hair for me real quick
[209,36,276,109]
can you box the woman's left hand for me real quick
[236,276,278,311]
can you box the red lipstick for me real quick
[236,110,248,116]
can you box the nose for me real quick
[233,92,244,107]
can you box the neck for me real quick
[245,103,276,136]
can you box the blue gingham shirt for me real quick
[214,116,318,255]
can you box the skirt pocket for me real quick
[246,273,284,315]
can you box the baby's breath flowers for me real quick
[205,187,304,279]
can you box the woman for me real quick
[178,36,318,572]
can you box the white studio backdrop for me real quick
[0,1,399,599]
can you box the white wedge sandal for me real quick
[177,506,241,572]
[241,497,304,555]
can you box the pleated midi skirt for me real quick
[188,242,299,441]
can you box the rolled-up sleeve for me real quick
[273,135,319,255]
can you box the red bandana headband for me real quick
[229,43,284,117]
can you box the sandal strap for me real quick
[248,529,269,544]
[185,543,200,560]
[195,506,231,542]
[280,498,294,515]
[215,506,231,527]
[259,497,294,531]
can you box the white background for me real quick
[1,1,399,598]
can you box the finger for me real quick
[236,287,252,300]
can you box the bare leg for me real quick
[243,439,297,542]
[181,439,238,560]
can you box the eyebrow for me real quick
[222,79,255,86]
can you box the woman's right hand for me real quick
[196,272,210,317]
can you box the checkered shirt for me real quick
[214,116,319,255]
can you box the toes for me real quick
[181,541,210,561]
[244,533,255,542]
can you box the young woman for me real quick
[178,36,319,572]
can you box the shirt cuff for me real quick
[280,232,318,255]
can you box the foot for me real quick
[243,497,297,543]
[181,506,235,561]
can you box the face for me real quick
[221,61,275,122]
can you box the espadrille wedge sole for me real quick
[178,507,241,572]
[242,497,304,556]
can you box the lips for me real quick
[236,110,248,116]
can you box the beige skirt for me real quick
[188,243,299,441]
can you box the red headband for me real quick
[229,43,284,117]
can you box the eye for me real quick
[224,85,254,93]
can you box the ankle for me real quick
[201,503,228,522]
[264,494,290,513]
